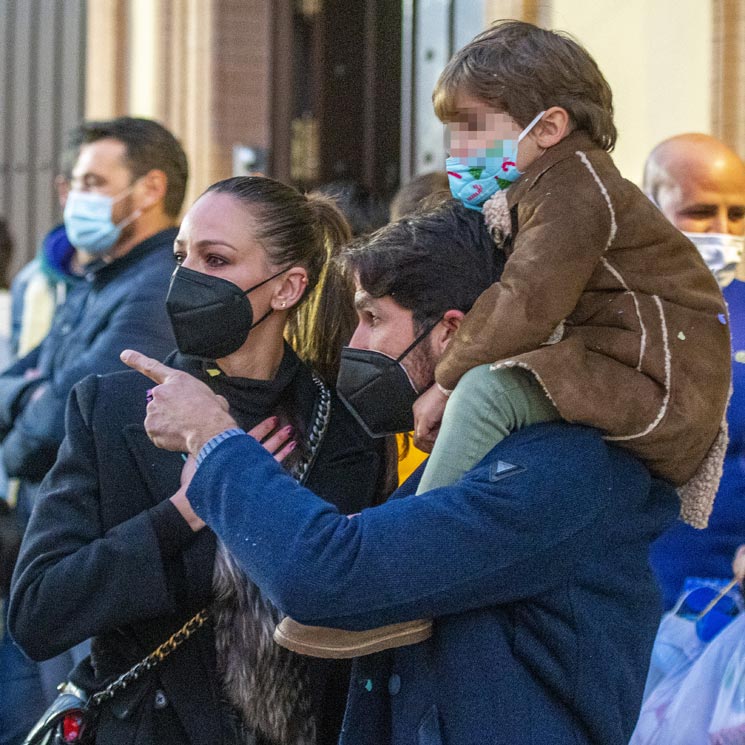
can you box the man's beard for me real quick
[407,331,437,393]
[115,193,139,246]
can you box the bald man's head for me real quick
[644,133,745,236]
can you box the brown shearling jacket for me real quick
[435,131,731,526]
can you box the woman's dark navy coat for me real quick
[9,360,387,744]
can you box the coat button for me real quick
[388,674,401,696]
[154,689,168,709]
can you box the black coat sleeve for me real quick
[7,376,183,660]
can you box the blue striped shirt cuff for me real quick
[195,428,246,468]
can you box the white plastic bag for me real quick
[630,613,708,744]
[633,614,745,745]
[708,632,745,744]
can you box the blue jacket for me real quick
[188,421,678,745]
[0,229,178,483]
[651,278,745,608]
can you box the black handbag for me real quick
[21,681,93,745]
[22,609,209,745]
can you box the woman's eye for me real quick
[173,253,185,265]
[206,255,227,267]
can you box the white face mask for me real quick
[683,232,745,287]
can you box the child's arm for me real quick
[413,384,447,452]
[435,159,615,391]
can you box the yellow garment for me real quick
[17,272,60,356]
[396,433,427,485]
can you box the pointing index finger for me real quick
[120,349,176,385]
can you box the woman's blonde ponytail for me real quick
[284,192,356,383]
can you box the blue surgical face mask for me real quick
[447,110,545,211]
[63,185,142,255]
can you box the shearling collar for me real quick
[506,130,600,209]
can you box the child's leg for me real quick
[416,365,560,494]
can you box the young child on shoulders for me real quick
[276,20,731,659]
[415,19,730,515]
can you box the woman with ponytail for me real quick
[9,176,392,745]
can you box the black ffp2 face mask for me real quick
[165,265,286,359]
[336,323,436,438]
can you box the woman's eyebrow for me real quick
[193,239,239,251]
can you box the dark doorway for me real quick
[271,0,401,199]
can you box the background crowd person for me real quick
[9,146,84,360]
[644,133,745,286]
[0,116,187,742]
[644,133,745,609]
[315,180,388,237]
[121,198,679,745]
[9,176,390,744]
[388,170,449,221]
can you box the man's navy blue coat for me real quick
[188,421,678,745]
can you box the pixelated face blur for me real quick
[446,96,523,168]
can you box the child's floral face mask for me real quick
[446,109,544,210]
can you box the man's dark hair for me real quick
[340,199,505,331]
[70,117,189,217]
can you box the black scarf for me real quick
[171,347,319,745]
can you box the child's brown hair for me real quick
[433,20,616,152]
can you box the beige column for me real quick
[712,0,745,159]
[170,0,216,206]
[85,0,129,118]
[86,0,275,213]
[86,0,216,212]
[129,0,215,207]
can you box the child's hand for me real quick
[413,385,449,453]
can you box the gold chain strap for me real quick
[90,609,209,706]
